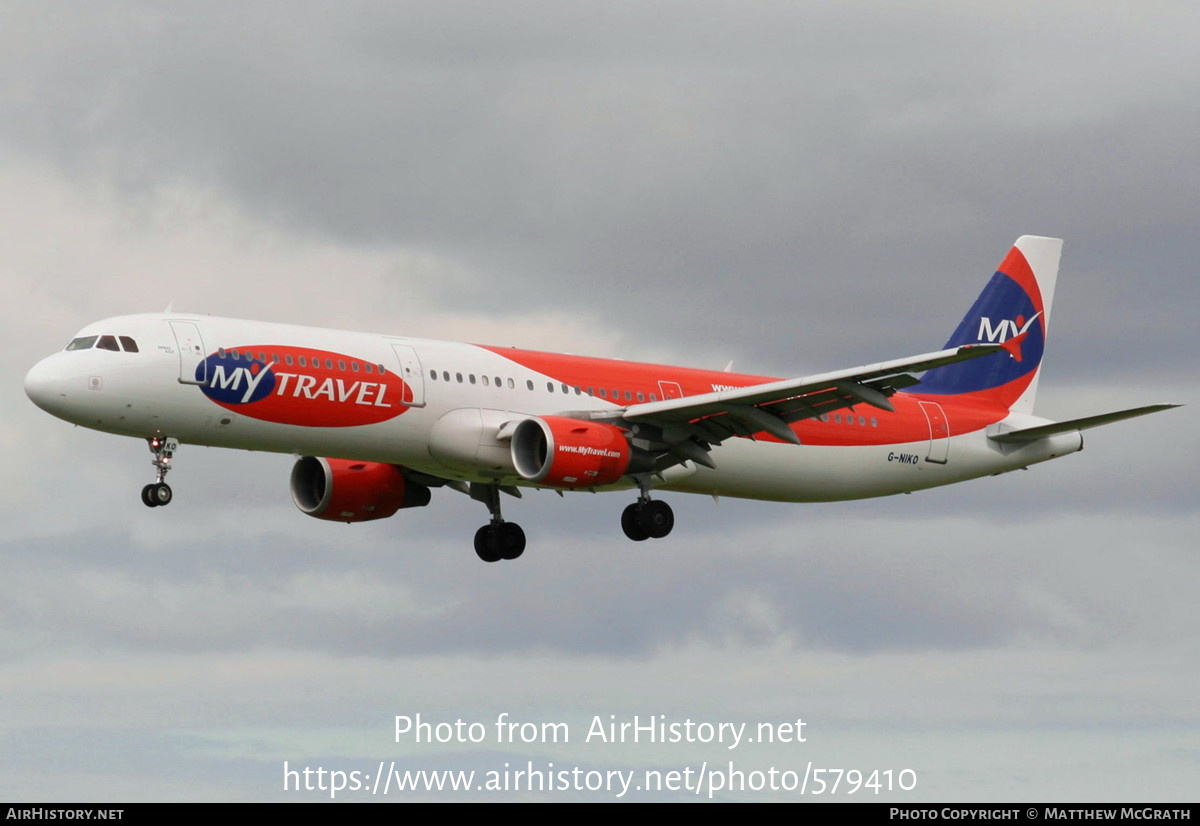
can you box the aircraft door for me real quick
[169,321,208,385]
[918,401,950,465]
[391,344,426,407]
[658,381,684,400]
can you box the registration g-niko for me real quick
[25,237,1179,562]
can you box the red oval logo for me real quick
[199,346,410,427]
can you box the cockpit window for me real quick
[65,334,141,352]
[66,335,98,351]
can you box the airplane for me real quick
[24,236,1179,562]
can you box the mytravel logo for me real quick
[197,346,410,427]
[976,311,1042,345]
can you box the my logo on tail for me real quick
[977,311,1043,362]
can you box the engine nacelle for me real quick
[511,416,632,488]
[290,457,430,523]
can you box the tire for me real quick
[150,483,173,507]
[638,499,674,539]
[474,525,502,562]
[621,503,649,541]
[499,522,526,560]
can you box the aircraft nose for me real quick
[24,355,72,417]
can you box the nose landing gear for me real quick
[141,436,178,508]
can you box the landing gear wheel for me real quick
[470,483,527,562]
[148,482,173,507]
[498,522,526,560]
[474,525,503,563]
[638,499,674,539]
[621,503,650,541]
[474,523,526,562]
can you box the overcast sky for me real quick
[2,1,1197,802]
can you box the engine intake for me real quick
[291,457,430,522]
[511,416,632,488]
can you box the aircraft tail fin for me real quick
[918,235,1061,413]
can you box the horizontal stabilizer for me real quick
[989,403,1181,444]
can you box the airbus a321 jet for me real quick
[25,236,1177,562]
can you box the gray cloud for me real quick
[3,1,1196,802]
[5,2,1198,372]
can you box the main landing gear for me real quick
[471,483,526,563]
[621,491,674,542]
[140,436,178,508]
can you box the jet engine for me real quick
[511,416,633,488]
[290,457,430,522]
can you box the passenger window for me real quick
[525,380,533,390]
[650,394,658,401]
[637,392,644,401]
[338,360,347,371]
[378,364,387,375]
[456,373,463,383]
[443,371,450,382]
[119,336,139,352]
[508,378,516,389]
[547,382,554,392]
[364,363,374,374]
[325,359,334,369]
[285,355,294,365]
[429,369,436,380]
[66,336,98,351]
[298,356,307,367]
[469,374,476,384]
[351,361,360,372]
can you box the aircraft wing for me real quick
[574,344,1003,467]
